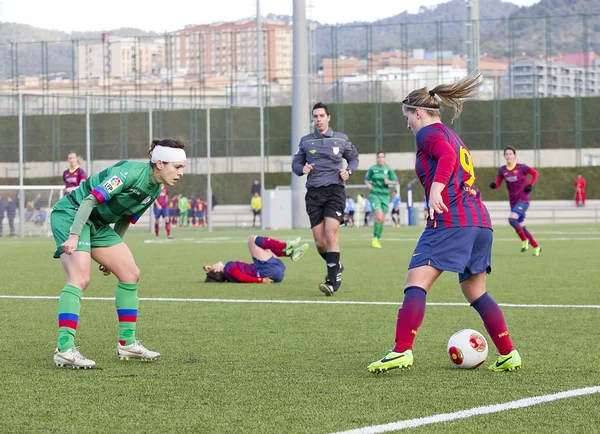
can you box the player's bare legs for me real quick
[92,244,159,361]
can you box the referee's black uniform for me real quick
[292,127,359,293]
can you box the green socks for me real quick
[116,282,139,346]
[57,284,82,352]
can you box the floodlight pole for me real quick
[257,0,266,230]
[291,0,310,228]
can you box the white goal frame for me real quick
[0,185,64,237]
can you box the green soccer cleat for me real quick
[291,243,309,262]
[367,349,413,373]
[521,240,529,252]
[532,246,542,257]
[488,349,521,372]
[285,237,301,256]
[371,237,382,249]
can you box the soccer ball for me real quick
[447,329,488,369]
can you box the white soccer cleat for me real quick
[117,341,160,361]
[54,347,96,369]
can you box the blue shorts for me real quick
[409,227,492,282]
[253,256,286,283]
[511,201,529,223]
[154,207,168,220]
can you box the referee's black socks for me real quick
[326,252,340,284]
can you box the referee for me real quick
[292,102,359,296]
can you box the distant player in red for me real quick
[63,152,87,194]
[203,236,309,283]
[490,146,541,256]
[169,196,179,226]
[153,186,172,239]
[368,74,521,374]
[574,174,586,207]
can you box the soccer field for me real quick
[1,224,600,433]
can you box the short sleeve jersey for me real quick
[63,167,87,191]
[66,161,162,226]
[415,123,491,229]
[365,164,398,197]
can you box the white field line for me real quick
[332,385,600,434]
[0,295,599,309]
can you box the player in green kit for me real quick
[51,138,186,369]
[178,194,189,226]
[365,151,398,248]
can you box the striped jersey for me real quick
[60,161,161,226]
[415,123,491,229]
[494,163,538,208]
[154,186,169,208]
[224,261,262,283]
[365,164,398,197]
[63,167,87,190]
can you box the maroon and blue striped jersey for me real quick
[494,164,538,208]
[63,167,87,191]
[224,261,263,283]
[415,123,491,229]
[154,186,169,208]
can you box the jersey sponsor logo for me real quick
[103,176,122,193]
[333,147,339,155]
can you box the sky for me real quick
[1,0,542,33]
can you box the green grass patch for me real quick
[1,224,600,432]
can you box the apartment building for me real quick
[167,19,293,83]
[77,36,164,80]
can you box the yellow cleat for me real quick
[371,237,382,249]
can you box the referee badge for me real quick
[333,147,339,155]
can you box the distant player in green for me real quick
[178,194,189,226]
[365,151,398,248]
[51,138,187,369]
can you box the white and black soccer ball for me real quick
[447,329,488,369]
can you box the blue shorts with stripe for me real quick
[253,256,286,283]
[409,227,492,283]
[511,201,529,223]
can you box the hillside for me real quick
[1,0,599,79]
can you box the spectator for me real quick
[251,192,262,227]
[0,196,4,237]
[251,179,261,198]
[574,174,586,207]
[6,195,16,237]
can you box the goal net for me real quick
[0,185,64,237]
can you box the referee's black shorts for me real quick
[305,185,346,228]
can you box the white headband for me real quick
[151,145,187,163]
[402,103,440,112]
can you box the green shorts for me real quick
[51,207,123,258]
[370,194,390,214]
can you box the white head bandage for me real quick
[151,145,187,163]
[402,103,440,112]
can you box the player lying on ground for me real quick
[203,235,309,283]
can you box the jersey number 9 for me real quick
[459,146,476,187]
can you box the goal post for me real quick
[0,185,64,237]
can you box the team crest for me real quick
[333,147,339,155]
[384,169,388,174]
